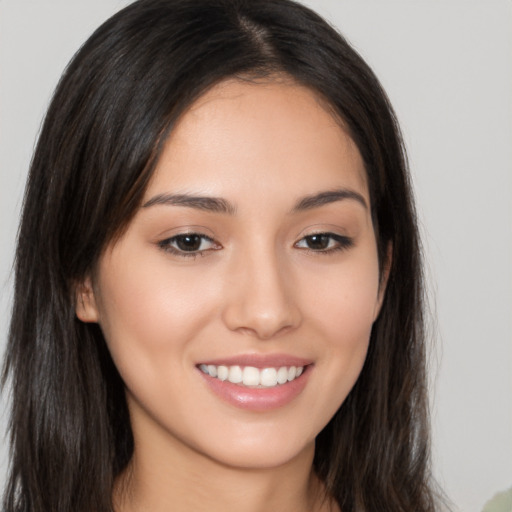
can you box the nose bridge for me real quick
[222,239,301,339]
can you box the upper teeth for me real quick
[199,364,304,388]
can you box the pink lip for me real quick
[197,353,312,369]
[197,358,313,411]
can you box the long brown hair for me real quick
[3,0,439,510]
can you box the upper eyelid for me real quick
[294,232,354,251]
[297,232,352,241]
[158,232,221,255]
[159,232,213,243]
[156,229,352,252]
[299,232,347,239]
[168,232,214,240]
[294,222,352,238]
[296,231,351,242]
[154,224,216,239]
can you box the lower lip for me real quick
[198,366,312,411]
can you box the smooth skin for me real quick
[77,78,388,512]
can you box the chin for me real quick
[210,443,314,471]
[188,424,317,471]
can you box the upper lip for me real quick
[197,353,313,369]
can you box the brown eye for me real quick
[174,234,203,252]
[158,233,220,256]
[295,233,353,253]
[304,234,331,250]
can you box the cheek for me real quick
[305,252,380,344]
[299,253,380,413]
[94,253,222,384]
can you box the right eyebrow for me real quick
[141,193,237,215]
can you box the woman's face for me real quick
[78,79,385,471]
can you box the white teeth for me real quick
[217,365,229,381]
[228,365,243,384]
[277,366,288,384]
[242,366,260,386]
[199,364,306,387]
[260,367,278,387]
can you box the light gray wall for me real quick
[1,1,511,511]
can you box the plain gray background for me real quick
[1,1,511,511]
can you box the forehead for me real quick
[146,78,368,203]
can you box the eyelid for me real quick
[294,223,351,239]
[158,231,222,258]
[153,224,216,241]
[294,230,354,254]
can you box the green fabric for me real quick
[482,487,512,512]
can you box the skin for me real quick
[77,78,388,512]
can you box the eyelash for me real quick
[294,233,354,254]
[158,233,220,258]
[158,232,353,258]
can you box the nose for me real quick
[222,247,302,340]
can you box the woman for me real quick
[2,0,439,510]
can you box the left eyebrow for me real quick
[142,193,237,214]
[291,189,368,212]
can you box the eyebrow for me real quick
[292,189,368,212]
[142,188,367,214]
[142,194,237,214]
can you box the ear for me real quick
[75,277,100,323]
[373,242,393,321]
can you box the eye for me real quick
[158,233,220,257]
[294,233,353,253]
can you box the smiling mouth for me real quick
[198,364,305,388]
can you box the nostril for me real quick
[223,303,301,340]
